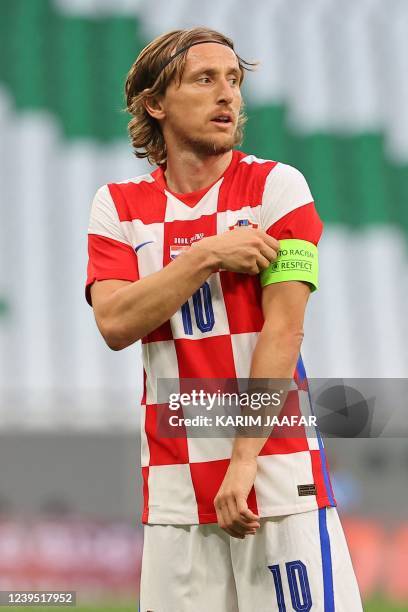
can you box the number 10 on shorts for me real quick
[269,561,312,611]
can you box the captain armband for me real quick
[260,239,319,292]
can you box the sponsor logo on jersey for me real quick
[228,219,258,230]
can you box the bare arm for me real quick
[91,246,217,350]
[214,280,311,538]
[90,228,279,350]
[232,280,310,460]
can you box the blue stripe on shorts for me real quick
[319,507,335,611]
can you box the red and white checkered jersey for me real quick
[86,150,336,524]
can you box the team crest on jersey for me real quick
[228,219,258,230]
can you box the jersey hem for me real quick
[142,497,336,525]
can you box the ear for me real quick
[144,95,166,121]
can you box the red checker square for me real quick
[142,320,173,343]
[141,466,149,523]
[260,390,309,455]
[259,436,309,456]
[270,390,306,439]
[220,272,264,334]
[163,214,217,266]
[189,459,258,519]
[216,155,277,213]
[175,335,237,379]
[141,371,147,405]
[109,182,167,224]
[266,203,322,244]
[145,404,189,465]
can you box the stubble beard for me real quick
[177,124,238,157]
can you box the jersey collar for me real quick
[151,149,244,208]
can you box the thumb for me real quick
[237,497,260,522]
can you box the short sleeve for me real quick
[260,164,323,290]
[260,163,322,242]
[85,185,139,306]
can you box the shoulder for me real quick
[91,171,160,223]
[264,161,311,192]
[105,172,156,201]
[113,172,156,187]
[92,172,155,202]
[234,151,278,177]
[235,153,310,193]
[261,161,313,209]
[257,161,318,235]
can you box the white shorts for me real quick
[139,507,362,612]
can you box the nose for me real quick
[215,77,234,104]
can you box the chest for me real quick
[129,204,262,278]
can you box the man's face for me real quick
[159,43,243,157]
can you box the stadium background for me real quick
[0,0,407,610]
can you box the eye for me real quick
[197,76,211,83]
[229,73,242,85]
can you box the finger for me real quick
[219,502,246,538]
[225,498,251,535]
[220,522,246,538]
[248,266,261,276]
[259,244,278,263]
[215,501,230,533]
[261,233,280,251]
[237,500,260,521]
[240,508,260,522]
[255,254,271,272]
[240,514,260,529]
[227,498,259,535]
[222,517,247,538]
[223,494,256,536]
[225,527,246,539]
[236,499,261,528]
[226,497,250,535]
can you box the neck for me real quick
[163,148,233,194]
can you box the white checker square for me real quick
[140,404,150,467]
[255,451,316,514]
[129,220,164,278]
[216,204,262,234]
[147,464,199,524]
[170,272,231,340]
[299,390,320,451]
[142,340,179,404]
[186,436,233,464]
[231,332,260,379]
[164,182,221,222]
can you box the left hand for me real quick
[214,456,261,539]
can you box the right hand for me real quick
[191,228,280,275]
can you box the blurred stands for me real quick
[0,1,407,431]
[0,1,407,605]
[0,512,407,604]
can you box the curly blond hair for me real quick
[125,27,257,166]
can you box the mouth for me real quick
[211,114,233,126]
